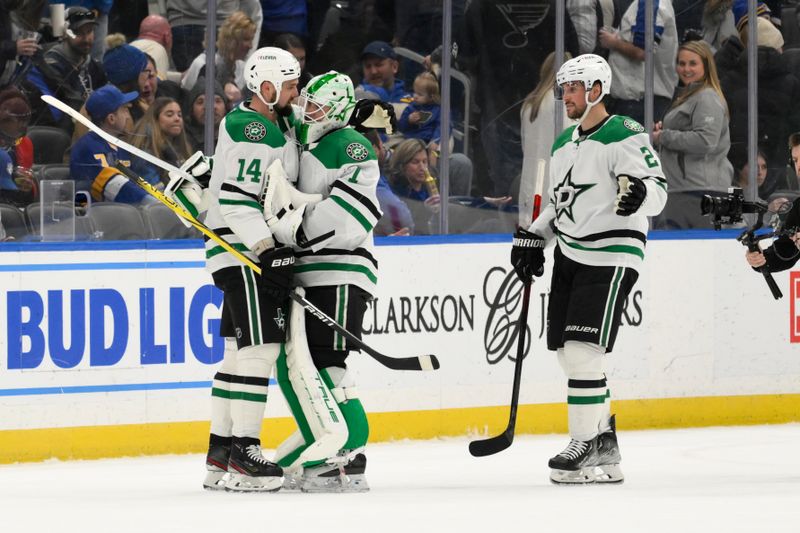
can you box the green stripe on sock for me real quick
[211,388,267,403]
[567,394,608,405]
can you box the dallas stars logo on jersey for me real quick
[244,121,267,142]
[554,167,595,223]
[346,142,369,161]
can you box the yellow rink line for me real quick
[2,393,799,464]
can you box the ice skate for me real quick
[202,442,231,491]
[593,415,624,484]
[225,439,283,493]
[301,453,369,493]
[548,438,599,484]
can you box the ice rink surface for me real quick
[3,424,799,533]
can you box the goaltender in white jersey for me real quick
[511,54,666,485]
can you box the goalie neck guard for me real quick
[298,71,357,145]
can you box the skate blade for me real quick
[302,474,370,493]
[202,470,228,491]
[592,464,624,484]
[550,468,596,485]
[224,473,282,493]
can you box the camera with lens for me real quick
[700,187,767,229]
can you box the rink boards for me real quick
[1,233,799,463]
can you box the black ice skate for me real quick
[202,442,231,491]
[300,452,370,493]
[548,438,599,484]
[594,414,624,483]
[225,438,283,492]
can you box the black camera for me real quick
[700,187,767,229]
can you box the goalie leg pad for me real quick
[274,289,348,469]
[321,366,369,451]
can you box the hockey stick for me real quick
[39,96,439,372]
[469,159,546,457]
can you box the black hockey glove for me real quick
[510,228,546,282]
[258,246,295,301]
[349,99,398,134]
[615,175,647,216]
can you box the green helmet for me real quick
[298,71,356,144]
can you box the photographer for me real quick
[745,200,800,272]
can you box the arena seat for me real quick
[141,202,200,239]
[88,202,148,240]
[27,126,72,165]
[0,203,30,239]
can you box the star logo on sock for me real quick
[274,308,286,330]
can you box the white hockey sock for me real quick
[599,379,612,434]
[230,344,279,440]
[209,338,237,438]
[559,342,607,442]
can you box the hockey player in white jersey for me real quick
[510,54,667,484]
[193,47,303,493]
[268,71,381,492]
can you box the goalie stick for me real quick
[469,158,545,457]
[40,95,439,372]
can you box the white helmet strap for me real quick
[256,81,280,110]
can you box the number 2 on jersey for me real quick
[235,158,262,183]
[640,147,659,168]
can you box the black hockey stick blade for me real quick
[469,428,514,457]
[469,282,531,457]
[292,291,441,372]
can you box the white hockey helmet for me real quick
[297,71,357,144]
[244,47,301,107]
[556,53,612,102]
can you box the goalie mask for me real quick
[297,71,356,145]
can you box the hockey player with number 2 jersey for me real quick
[510,54,667,484]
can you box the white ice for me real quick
[3,424,800,533]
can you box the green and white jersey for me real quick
[205,102,299,274]
[529,115,667,272]
[295,126,382,295]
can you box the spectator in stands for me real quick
[733,147,777,199]
[130,14,173,80]
[181,11,255,100]
[131,96,192,181]
[600,0,679,125]
[566,0,602,55]
[103,42,148,123]
[183,77,226,152]
[138,54,159,109]
[357,41,411,103]
[274,32,312,89]
[1,0,40,87]
[70,84,157,204]
[57,1,114,60]
[652,39,732,229]
[398,72,442,143]
[389,138,439,203]
[701,0,737,52]
[364,129,413,236]
[721,15,800,193]
[519,51,572,226]
[167,0,262,72]
[0,87,35,207]
[258,0,306,46]
[28,6,106,130]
